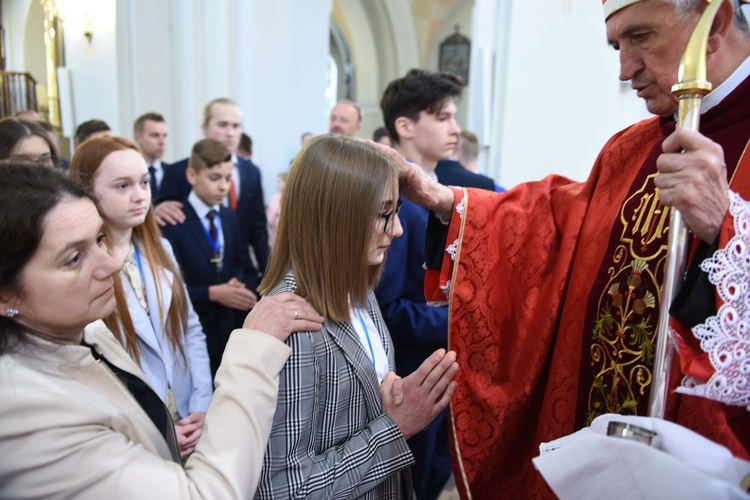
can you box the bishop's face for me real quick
[606,1,700,117]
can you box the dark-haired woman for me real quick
[0,160,323,498]
[0,117,58,168]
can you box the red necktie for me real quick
[229,180,238,211]
[206,209,218,243]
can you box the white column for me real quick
[110,0,332,196]
[236,0,332,201]
[470,0,650,189]
[467,0,511,177]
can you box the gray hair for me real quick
[668,0,749,34]
[337,100,363,123]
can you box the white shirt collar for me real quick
[188,191,220,220]
[700,55,750,114]
[408,159,439,183]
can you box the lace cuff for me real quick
[676,190,750,410]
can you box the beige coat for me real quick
[0,320,290,499]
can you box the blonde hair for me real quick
[259,135,400,322]
[69,136,189,364]
[202,98,239,126]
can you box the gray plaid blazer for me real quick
[255,272,415,499]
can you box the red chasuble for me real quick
[426,75,750,499]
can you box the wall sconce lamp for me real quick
[82,14,93,44]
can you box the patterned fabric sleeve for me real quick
[424,187,465,306]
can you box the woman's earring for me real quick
[6,308,19,318]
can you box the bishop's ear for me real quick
[706,0,735,55]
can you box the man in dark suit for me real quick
[156,98,269,275]
[435,159,495,191]
[133,112,170,201]
[437,129,504,192]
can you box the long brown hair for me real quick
[259,135,400,322]
[69,136,188,363]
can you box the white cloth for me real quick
[533,414,750,499]
[701,55,750,114]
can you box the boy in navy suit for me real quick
[162,139,258,376]
[155,98,269,275]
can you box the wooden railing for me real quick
[0,71,38,118]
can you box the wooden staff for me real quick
[647,0,725,418]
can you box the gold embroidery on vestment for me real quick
[587,174,667,425]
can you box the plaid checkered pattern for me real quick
[255,273,415,499]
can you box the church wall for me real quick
[87,0,330,205]
[58,0,121,139]
[3,0,31,72]
[483,0,650,188]
[3,0,667,200]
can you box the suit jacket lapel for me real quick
[184,202,216,261]
[326,318,383,416]
[218,206,234,282]
[136,254,175,368]
[280,271,384,414]
[140,253,174,331]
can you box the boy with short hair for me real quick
[162,139,258,376]
[376,69,470,500]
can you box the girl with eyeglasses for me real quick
[255,135,459,499]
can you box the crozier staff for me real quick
[383,0,750,497]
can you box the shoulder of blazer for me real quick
[239,157,262,173]
[266,272,297,297]
[163,158,188,179]
[218,205,240,226]
[181,198,201,221]
[237,158,261,186]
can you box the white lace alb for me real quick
[676,190,750,410]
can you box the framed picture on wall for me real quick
[439,26,471,84]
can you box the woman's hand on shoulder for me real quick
[242,292,324,342]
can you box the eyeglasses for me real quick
[377,199,402,233]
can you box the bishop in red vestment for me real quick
[388,0,750,497]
